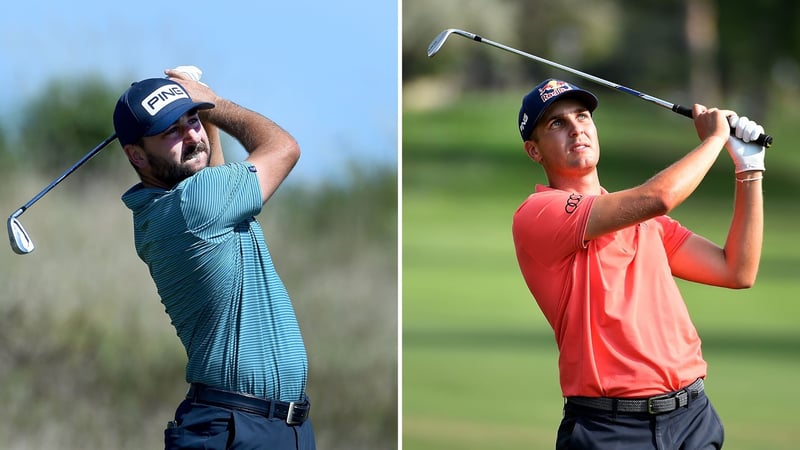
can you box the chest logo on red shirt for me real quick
[565,193,583,214]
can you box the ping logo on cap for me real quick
[519,112,529,134]
[538,80,573,103]
[141,85,190,116]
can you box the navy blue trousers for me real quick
[164,398,317,450]
[556,392,724,450]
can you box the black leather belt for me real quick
[186,383,310,425]
[566,378,705,415]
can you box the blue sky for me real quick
[0,0,398,183]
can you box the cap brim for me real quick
[531,90,598,131]
[143,101,215,137]
[541,90,598,119]
[567,90,598,113]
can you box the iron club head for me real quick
[427,29,478,57]
[5,132,117,256]
[8,212,34,254]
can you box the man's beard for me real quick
[147,141,210,188]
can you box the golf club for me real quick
[428,28,773,148]
[7,133,118,254]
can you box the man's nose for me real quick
[568,118,587,136]
[568,119,582,136]
[184,127,201,142]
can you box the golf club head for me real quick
[8,215,34,254]
[427,29,477,57]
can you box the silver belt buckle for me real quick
[286,401,299,425]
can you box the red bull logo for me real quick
[538,80,573,103]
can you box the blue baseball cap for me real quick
[113,78,214,146]
[518,78,598,141]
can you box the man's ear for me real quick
[124,144,148,169]
[524,140,542,163]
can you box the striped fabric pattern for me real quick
[121,161,308,401]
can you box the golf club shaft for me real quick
[431,29,773,148]
[12,133,118,218]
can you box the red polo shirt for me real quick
[512,185,706,398]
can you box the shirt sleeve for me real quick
[655,214,693,258]
[512,190,596,268]
[179,161,263,238]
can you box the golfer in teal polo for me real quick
[113,68,314,450]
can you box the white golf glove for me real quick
[725,115,765,173]
[167,65,207,85]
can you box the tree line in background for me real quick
[0,77,121,175]
[403,0,800,119]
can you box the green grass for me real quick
[402,89,800,450]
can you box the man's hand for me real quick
[165,65,206,85]
[164,66,219,106]
[726,115,766,173]
[164,66,225,166]
[693,104,733,144]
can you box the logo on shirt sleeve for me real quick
[247,165,257,173]
[565,193,583,214]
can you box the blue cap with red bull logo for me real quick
[518,78,598,141]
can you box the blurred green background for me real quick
[402,1,800,449]
[0,77,398,449]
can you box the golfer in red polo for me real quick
[512,79,765,449]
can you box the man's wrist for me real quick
[735,171,764,182]
[707,134,729,148]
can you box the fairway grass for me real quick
[403,331,800,450]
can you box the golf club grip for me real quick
[672,104,773,148]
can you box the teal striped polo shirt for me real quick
[121,161,307,401]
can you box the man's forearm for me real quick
[723,172,764,287]
[203,98,294,156]
[202,117,225,166]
